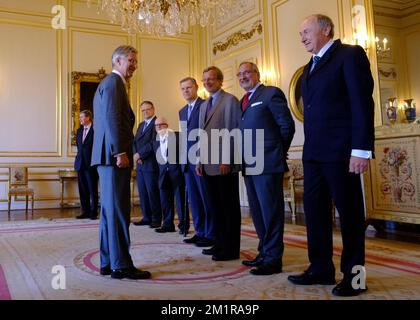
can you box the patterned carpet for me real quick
[0,217,419,300]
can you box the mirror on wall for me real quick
[372,0,420,125]
[70,68,107,146]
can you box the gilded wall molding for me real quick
[212,20,262,55]
[378,66,397,79]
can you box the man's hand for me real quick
[133,153,140,163]
[117,154,130,168]
[195,165,203,176]
[349,156,369,174]
[219,164,231,175]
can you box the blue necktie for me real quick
[310,55,321,73]
[187,104,193,121]
[205,96,213,122]
[142,122,148,133]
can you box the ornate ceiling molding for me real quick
[212,20,262,55]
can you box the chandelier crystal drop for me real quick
[87,0,233,36]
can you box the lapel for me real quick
[242,84,265,115]
[307,39,341,79]
[204,90,224,127]
[140,116,155,137]
[83,127,93,144]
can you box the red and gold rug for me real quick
[0,218,419,300]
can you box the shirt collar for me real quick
[248,82,262,97]
[313,39,334,59]
[188,98,198,108]
[112,69,127,85]
[84,124,92,130]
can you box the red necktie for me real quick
[242,92,251,111]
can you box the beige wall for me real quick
[0,0,384,210]
[0,0,201,209]
[205,0,373,158]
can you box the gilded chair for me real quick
[283,159,337,222]
[8,167,34,220]
[283,159,304,221]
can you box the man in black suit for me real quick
[133,101,162,228]
[287,14,374,296]
[152,117,186,234]
[74,110,98,220]
[91,45,151,280]
[179,77,214,242]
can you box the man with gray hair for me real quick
[91,45,151,280]
[288,14,374,296]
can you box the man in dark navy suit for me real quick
[237,62,295,275]
[287,14,374,297]
[133,101,162,228]
[152,117,186,234]
[178,77,215,243]
[74,110,98,220]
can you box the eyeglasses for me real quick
[155,123,168,127]
[236,70,255,78]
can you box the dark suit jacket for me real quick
[91,72,135,167]
[133,116,159,172]
[74,126,94,171]
[152,131,184,189]
[239,84,295,175]
[179,98,204,172]
[301,40,375,162]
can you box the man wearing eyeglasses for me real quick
[152,117,186,234]
[133,101,162,228]
[237,61,295,275]
[196,66,242,261]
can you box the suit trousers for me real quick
[204,173,241,257]
[136,169,162,224]
[159,175,186,230]
[244,173,284,266]
[77,167,98,217]
[97,166,133,270]
[184,164,215,240]
[303,160,366,276]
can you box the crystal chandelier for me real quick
[87,0,233,36]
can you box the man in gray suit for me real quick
[91,45,151,280]
[196,66,242,261]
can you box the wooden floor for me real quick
[1,206,419,244]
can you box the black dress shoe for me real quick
[149,222,161,228]
[250,264,282,275]
[133,220,151,226]
[242,255,263,267]
[76,214,89,219]
[179,229,189,235]
[111,268,152,280]
[212,254,239,261]
[202,245,220,255]
[332,278,368,297]
[90,216,98,220]
[183,235,202,244]
[155,227,175,233]
[288,270,336,285]
[195,238,215,247]
[100,265,111,275]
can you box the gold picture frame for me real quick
[288,66,305,122]
[71,68,107,146]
